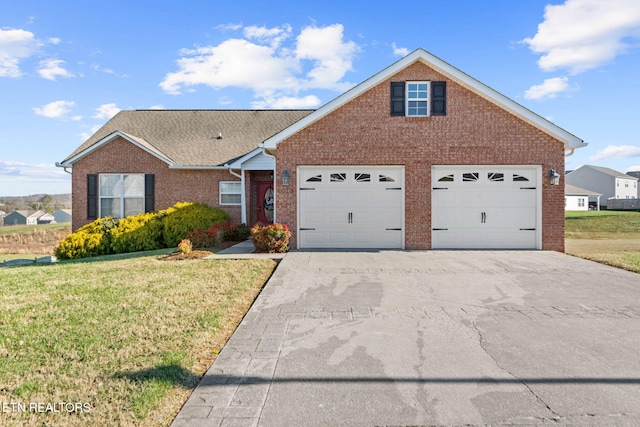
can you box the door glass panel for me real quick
[263,188,274,222]
[306,175,322,182]
[513,174,530,182]
[438,174,454,182]
[379,174,395,182]
[463,172,479,182]
[330,173,346,182]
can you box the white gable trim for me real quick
[262,48,586,152]
[58,131,175,167]
[225,148,275,171]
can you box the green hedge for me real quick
[55,202,230,260]
[162,202,230,247]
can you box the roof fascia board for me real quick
[168,165,228,170]
[59,131,174,167]
[263,48,586,150]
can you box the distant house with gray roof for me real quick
[566,165,638,208]
[565,184,602,211]
[3,210,46,226]
[52,209,72,223]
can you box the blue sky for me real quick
[1,0,640,197]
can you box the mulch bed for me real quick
[159,241,240,261]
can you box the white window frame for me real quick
[219,181,242,205]
[406,81,430,117]
[578,198,585,207]
[99,173,145,219]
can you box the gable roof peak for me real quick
[263,48,586,153]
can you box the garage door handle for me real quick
[300,228,316,231]
[432,228,448,231]
[481,212,487,223]
[386,228,402,231]
[519,228,536,231]
[348,212,353,224]
[386,187,402,190]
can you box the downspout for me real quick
[226,167,247,224]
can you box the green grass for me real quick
[0,222,71,236]
[566,210,640,273]
[0,254,277,426]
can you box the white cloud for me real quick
[524,77,572,100]
[252,95,321,109]
[37,59,75,80]
[93,103,120,119]
[626,165,640,172]
[0,160,70,181]
[523,0,640,74]
[160,23,359,108]
[244,24,292,48]
[392,43,409,57]
[148,104,165,110]
[33,100,76,119]
[589,145,640,161]
[0,28,41,77]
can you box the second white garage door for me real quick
[432,165,541,249]
[298,166,404,249]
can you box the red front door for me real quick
[256,181,274,224]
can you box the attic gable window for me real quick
[407,82,429,116]
[391,81,446,117]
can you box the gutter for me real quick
[55,162,72,175]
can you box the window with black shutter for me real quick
[390,81,446,117]
[144,174,155,212]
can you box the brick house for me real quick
[58,49,586,251]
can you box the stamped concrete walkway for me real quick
[172,250,640,426]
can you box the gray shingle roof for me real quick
[586,165,639,180]
[565,184,602,196]
[62,110,314,167]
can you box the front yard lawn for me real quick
[566,210,640,273]
[0,255,276,426]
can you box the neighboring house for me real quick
[37,212,56,224]
[566,165,638,208]
[57,49,586,251]
[627,171,640,198]
[52,209,72,223]
[3,210,46,226]
[565,184,601,211]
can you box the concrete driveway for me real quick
[172,251,640,426]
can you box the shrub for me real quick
[186,221,251,248]
[251,223,291,253]
[177,239,193,254]
[55,217,117,260]
[162,203,230,247]
[109,212,165,254]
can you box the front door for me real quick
[256,181,274,224]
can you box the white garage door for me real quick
[432,165,541,249]
[298,166,404,249]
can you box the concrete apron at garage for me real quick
[172,251,640,427]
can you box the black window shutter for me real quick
[431,81,446,116]
[144,173,156,212]
[390,82,405,116]
[145,174,155,212]
[87,174,98,220]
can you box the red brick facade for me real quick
[274,62,565,251]
[71,137,243,230]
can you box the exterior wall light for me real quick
[281,169,291,186]
[549,169,560,186]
